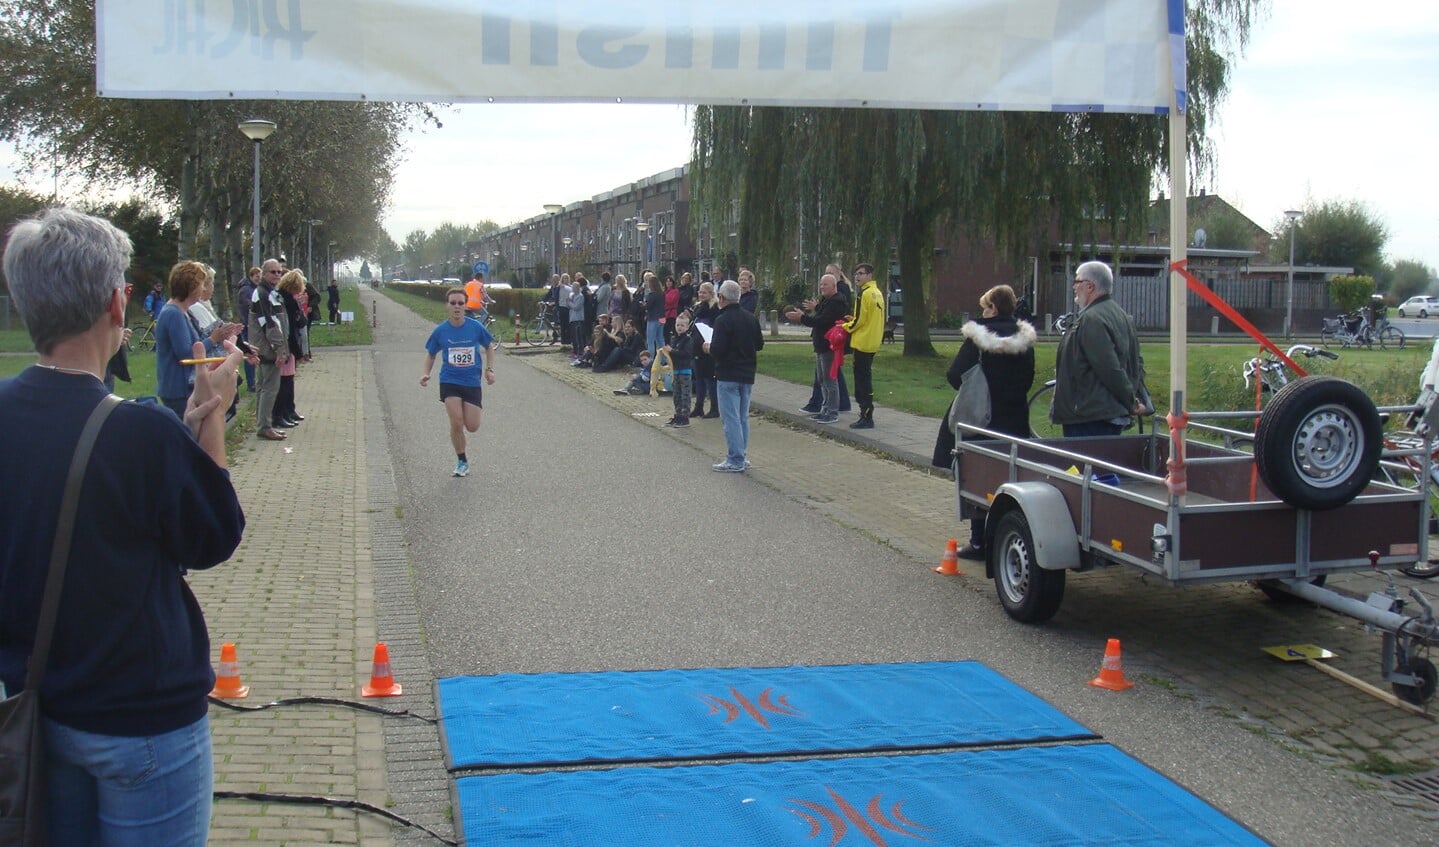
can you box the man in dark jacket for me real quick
[1052,261,1145,437]
[785,273,849,424]
[247,259,291,441]
[706,279,765,471]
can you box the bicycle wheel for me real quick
[523,318,547,345]
[1318,329,1334,349]
[1027,381,1060,438]
[1379,326,1406,350]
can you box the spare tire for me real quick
[1254,376,1382,510]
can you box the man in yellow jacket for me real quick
[844,262,886,429]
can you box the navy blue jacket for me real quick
[0,369,245,736]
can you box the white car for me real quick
[1398,295,1439,318]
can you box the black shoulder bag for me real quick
[0,393,121,846]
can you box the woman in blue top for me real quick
[156,261,234,418]
[421,288,497,478]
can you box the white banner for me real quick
[96,0,1180,113]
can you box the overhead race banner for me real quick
[96,0,1182,113]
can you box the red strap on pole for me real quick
[1170,260,1307,378]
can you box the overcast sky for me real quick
[378,0,1437,268]
[3,1,1435,269]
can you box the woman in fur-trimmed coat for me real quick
[931,285,1036,469]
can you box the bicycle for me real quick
[1024,313,1080,438]
[523,302,561,346]
[128,317,157,351]
[1319,312,1405,350]
[1374,315,1406,350]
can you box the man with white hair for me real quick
[1051,260,1146,437]
[704,279,765,471]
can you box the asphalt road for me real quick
[370,322,1436,846]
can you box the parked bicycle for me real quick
[127,317,157,351]
[523,301,561,346]
[1243,343,1338,396]
[1320,312,1405,350]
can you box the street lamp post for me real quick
[238,119,277,268]
[1284,209,1302,338]
[635,219,650,270]
[544,204,563,279]
[305,219,323,282]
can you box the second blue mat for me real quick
[456,745,1267,846]
[438,661,1094,769]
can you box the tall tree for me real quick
[690,1,1264,356]
[1383,259,1436,302]
[1269,198,1389,277]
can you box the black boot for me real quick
[690,401,705,418]
[849,407,875,429]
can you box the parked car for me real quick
[1398,295,1439,318]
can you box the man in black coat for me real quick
[705,279,765,472]
[785,273,849,424]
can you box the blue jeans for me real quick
[815,352,838,415]
[44,715,213,847]
[806,368,850,411]
[1062,420,1125,438]
[645,319,672,389]
[717,380,753,466]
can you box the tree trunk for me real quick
[898,206,937,357]
[177,123,200,260]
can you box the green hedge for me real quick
[383,282,546,321]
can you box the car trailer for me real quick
[952,381,1439,705]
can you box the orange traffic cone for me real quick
[933,538,961,576]
[361,642,403,697]
[1088,638,1134,691]
[210,642,251,699]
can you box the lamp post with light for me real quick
[635,219,651,270]
[238,119,277,268]
[543,204,563,278]
[1284,209,1302,338]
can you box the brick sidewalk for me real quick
[193,351,394,846]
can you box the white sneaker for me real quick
[454,459,469,477]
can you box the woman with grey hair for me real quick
[0,208,245,845]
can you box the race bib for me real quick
[447,345,478,368]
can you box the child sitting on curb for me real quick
[612,350,653,395]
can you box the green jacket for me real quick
[1051,295,1144,426]
[844,279,886,353]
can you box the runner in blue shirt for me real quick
[421,287,497,477]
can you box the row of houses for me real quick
[410,167,1348,335]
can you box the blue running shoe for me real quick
[454,459,469,477]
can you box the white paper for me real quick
[696,323,714,345]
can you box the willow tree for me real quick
[0,0,418,290]
[690,0,1264,356]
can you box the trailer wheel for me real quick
[992,510,1065,623]
[1254,377,1382,511]
[1393,657,1437,705]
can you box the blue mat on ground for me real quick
[437,661,1094,769]
[455,744,1266,846]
